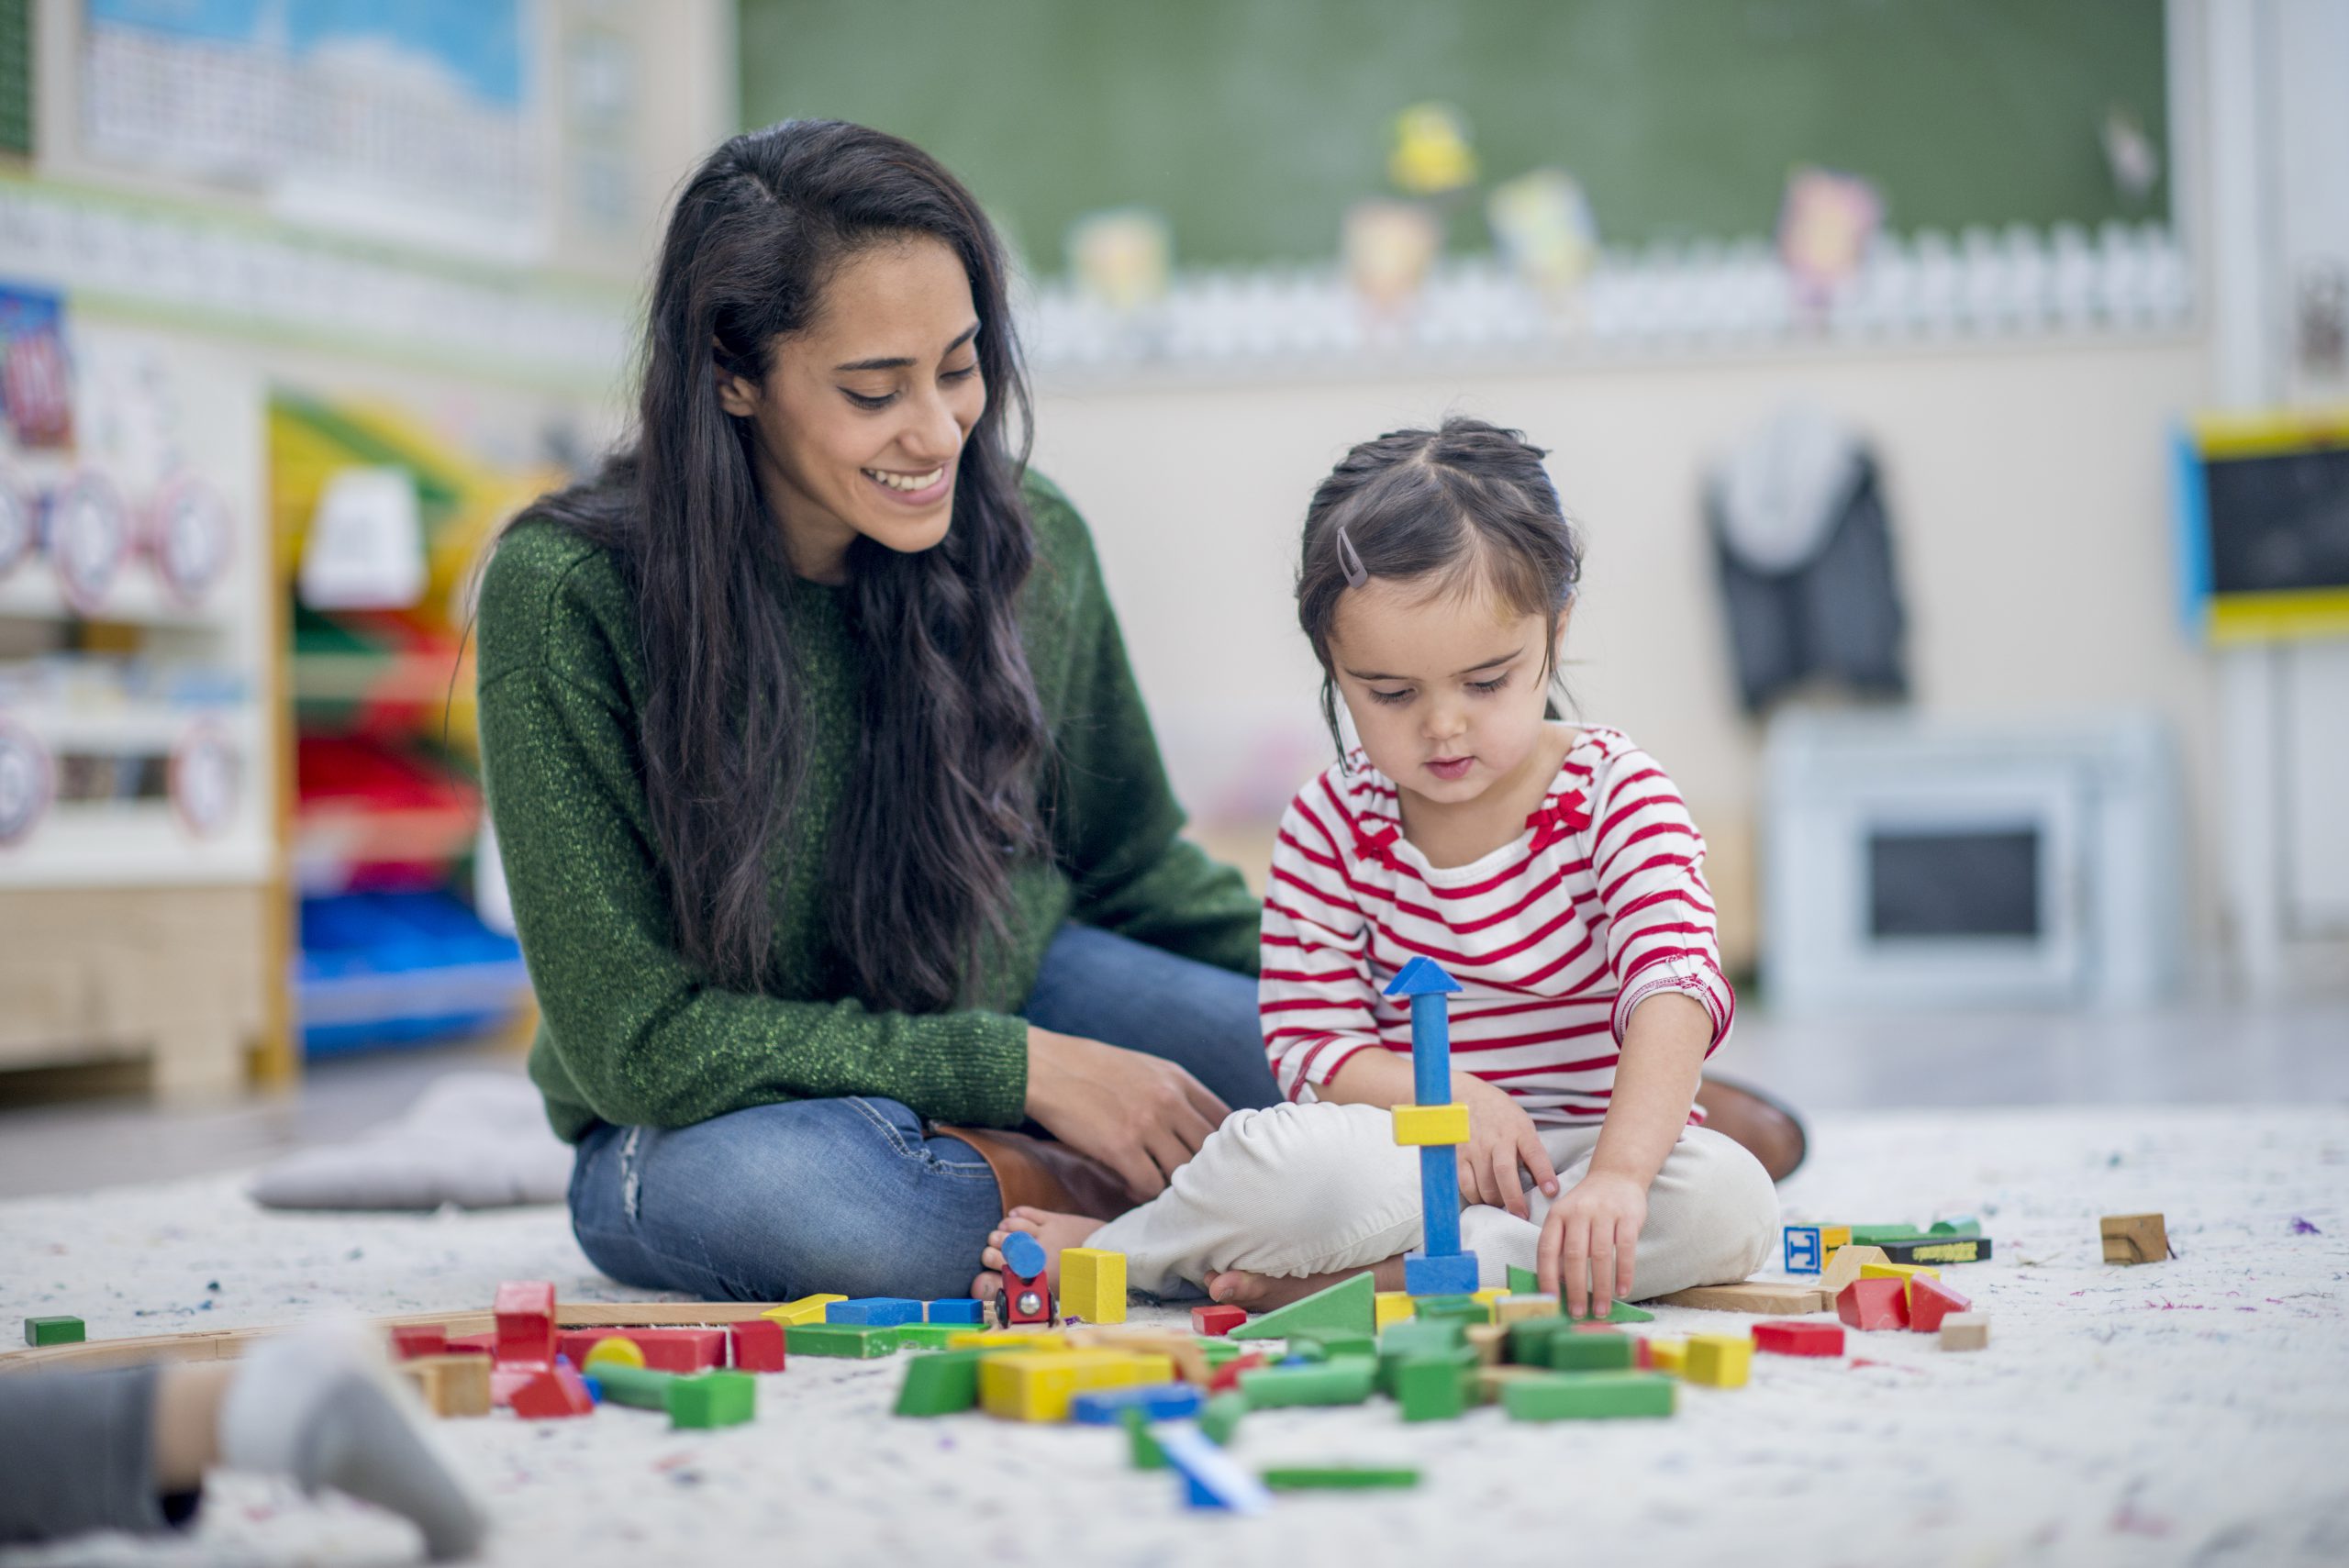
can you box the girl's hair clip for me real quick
[1335,525,1369,589]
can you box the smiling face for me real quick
[718,235,985,583]
[1327,573,1561,811]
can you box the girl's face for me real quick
[1327,575,1560,807]
[718,235,985,583]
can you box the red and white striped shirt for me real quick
[1259,726,1732,1124]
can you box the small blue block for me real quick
[826,1297,926,1327]
[1001,1230,1048,1279]
[1783,1225,1823,1274]
[1159,1426,1273,1515]
[925,1298,986,1325]
[580,1375,603,1405]
[1405,1251,1482,1296]
[1068,1383,1204,1425]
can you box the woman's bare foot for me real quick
[968,1206,1104,1302]
[1200,1255,1408,1313]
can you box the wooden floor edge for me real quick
[0,1301,784,1376]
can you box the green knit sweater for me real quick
[475,475,1260,1143]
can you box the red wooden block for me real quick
[1633,1336,1655,1370]
[554,1327,725,1373]
[445,1331,497,1356]
[1754,1319,1846,1356]
[510,1362,595,1419]
[1208,1351,1267,1395]
[389,1326,446,1361]
[729,1319,787,1373]
[1907,1276,1973,1334]
[1836,1278,1909,1331]
[1191,1304,1248,1338]
[494,1281,556,1367]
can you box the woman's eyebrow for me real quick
[833,321,981,373]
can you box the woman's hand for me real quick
[1538,1170,1649,1319]
[1453,1073,1560,1220]
[1023,1027,1231,1202]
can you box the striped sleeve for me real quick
[1258,782,1382,1100]
[1586,744,1734,1052]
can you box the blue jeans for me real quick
[567,924,1279,1302]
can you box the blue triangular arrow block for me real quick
[1383,955,1462,997]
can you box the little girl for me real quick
[979,418,1776,1318]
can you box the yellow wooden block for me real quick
[1647,1337,1687,1376]
[1861,1261,1942,1307]
[1375,1292,1417,1331]
[1470,1287,1508,1322]
[979,1350,1171,1421]
[1059,1247,1128,1325]
[1391,1102,1471,1146]
[1496,1294,1561,1328]
[1683,1334,1752,1388]
[763,1294,847,1327]
[947,1329,1068,1351]
[1820,1227,1853,1251]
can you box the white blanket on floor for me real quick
[246,1071,571,1211]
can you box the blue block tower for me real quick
[1385,956,1480,1296]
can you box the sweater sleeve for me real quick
[1586,741,1735,1053]
[477,537,1030,1135]
[1258,778,1384,1099]
[1032,485,1261,976]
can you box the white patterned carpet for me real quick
[3,1105,2345,1568]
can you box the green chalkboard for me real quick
[739,0,2167,275]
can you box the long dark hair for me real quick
[521,120,1047,1011]
[1296,417,1584,757]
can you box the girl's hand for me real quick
[1453,1073,1560,1220]
[1023,1027,1230,1202]
[1538,1170,1648,1319]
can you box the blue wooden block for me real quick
[826,1297,926,1327]
[1001,1230,1048,1279]
[1159,1426,1273,1514]
[1069,1383,1205,1425]
[1783,1224,1823,1274]
[1420,1147,1464,1258]
[925,1298,986,1324]
[1405,1251,1482,1296]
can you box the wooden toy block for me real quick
[1070,1383,1204,1424]
[1198,1390,1248,1444]
[1783,1224,1824,1273]
[1497,1295,1562,1329]
[1404,1251,1482,1297]
[493,1281,556,1367]
[1820,1226,1853,1250]
[1507,1264,1540,1294]
[785,1323,900,1359]
[1939,1313,1990,1351]
[2100,1213,2170,1264]
[511,1362,595,1419]
[667,1370,755,1429]
[825,1297,926,1327]
[1464,1323,1508,1366]
[1375,1291,1416,1331]
[1850,1224,1932,1246]
[1568,1300,1656,1325]
[924,1298,985,1325]
[388,1325,445,1361]
[978,1350,1173,1422]
[397,1354,492,1418]
[1207,1351,1267,1394]
[1159,1426,1273,1514]
[1549,1329,1638,1373]
[1473,1364,1543,1404]
[892,1323,967,1351]
[1837,1278,1909,1331]
[1860,1261,1942,1304]
[445,1331,497,1356]
[1236,1360,1376,1407]
[1058,1248,1128,1326]
[1503,1371,1676,1421]
[1412,1295,1489,1328]
[1647,1338,1687,1376]
[556,1328,725,1373]
[1290,1329,1376,1362]
[1393,1354,1472,1421]
[1651,1281,1827,1316]
[1874,1236,1994,1265]
[580,1362,674,1411]
[763,1294,847,1327]
[1261,1466,1421,1490]
[1504,1316,1571,1365]
[1065,1327,1210,1385]
[1121,1406,1168,1469]
[893,1349,985,1417]
[1683,1333,1753,1388]
[1191,1304,1247,1337]
[1930,1217,1982,1236]
[1753,1319,1844,1356]
[1227,1272,1375,1341]
[23,1316,87,1347]
[1472,1285,1509,1312]
[1391,1101,1471,1145]
[1815,1245,1890,1300]
[729,1319,787,1373]
[1906,1277,1973,1335]
[580,1336,646,1373]
[1196,1337,1242,1366]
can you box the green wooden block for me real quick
[666,1371,756,1429]
[785,1323,899,1358]
[1392,1355,1472,1422]
[590,1363,676,1410]
[1121,1407,1167,1470]
[1199,1391,1248,1445]
[1502,1372,1675,1421]
[1928,1218,1982,1237]
[1508,1264,1541,1294]
[893,1349,984,1417]
[1549,1329,1637,1372]
[892,1323,967,1351]
[1197,1338,1242,1366]
[1567,1300,1655,1325]
[1379,1341,1474,1398]
[1849,1224,1931,1246]
[1227,1273,1375,1341]
[1412,1295,1486,1325]
[1291,1329,1376,1361]
[1380,1318,1467,1355]
[23,1317,84,1347]
[1238,1361,1376,1407]
[1506,1318,1574,1364]
[1261,1465,1421,1490]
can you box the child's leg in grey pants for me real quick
[1088,1100,1778,1298]
[0,1366,199,1544]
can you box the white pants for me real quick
[1087,1101,1780,1300]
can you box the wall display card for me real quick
[47,469,130,613]
[149,473,232,605]
[0,719,51,846]
[0,285,74,448]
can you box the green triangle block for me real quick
[1226,1273,1375,1341]
[1508,1264,1540,1294]
[893,1349,984,1417]
[1567,1300,1654,1325]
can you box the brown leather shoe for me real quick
[1693,1075,1808,1182]
[935,1126,1131,1221]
